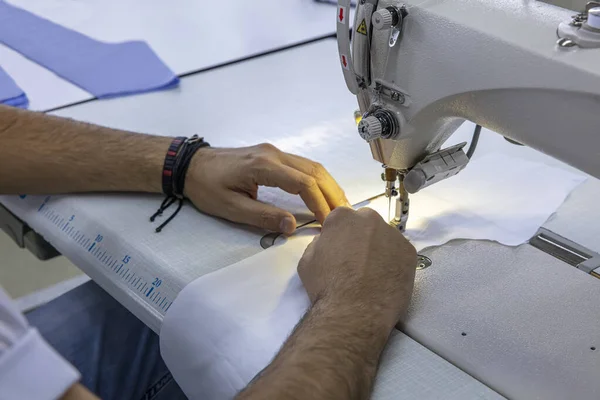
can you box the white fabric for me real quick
[161,151,583,399]
[400,152,586,249]
[0,286,79,400]
[160,229,504,400]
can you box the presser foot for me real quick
[382,168,410,232]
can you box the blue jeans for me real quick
[26,281,187,400]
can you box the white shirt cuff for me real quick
[0,327,80,400]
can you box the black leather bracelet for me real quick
[161,136,187,196]
[171,135,210,198]
[152,135,210,232]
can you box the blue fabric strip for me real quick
[0,65,28,108]
[0,1,179,99]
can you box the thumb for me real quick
[229,194,297,234]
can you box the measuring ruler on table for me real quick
[16,195,177,323]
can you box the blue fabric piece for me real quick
[0,65,28,108]
[0,1,179,99]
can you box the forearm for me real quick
[237,297,393,400]
[0,105,171,195]
[61,383,99,400]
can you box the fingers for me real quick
[254,163,331,223]
[227,193,298,234]
[281,154,350,209]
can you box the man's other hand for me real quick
[184,144,349,234]
[298,207,417,330]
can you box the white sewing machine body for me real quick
[332,0,600,398]
[340,0,600,175]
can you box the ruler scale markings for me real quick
[165,302,172,312]
[36,204,174,317]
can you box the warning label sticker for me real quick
[356,19,368,35]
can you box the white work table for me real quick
[0,0,337,111]
[3,38,600,399]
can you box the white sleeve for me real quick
[0,286,80,400]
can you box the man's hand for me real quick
[185,144,349,235]
[0,106,348,234]
[238,207,417,400]
[298,206,417,329]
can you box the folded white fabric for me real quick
[403,152,586,250]
[160,151,584,399]
[160,229,503,400]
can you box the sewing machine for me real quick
[337,0,600,230]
